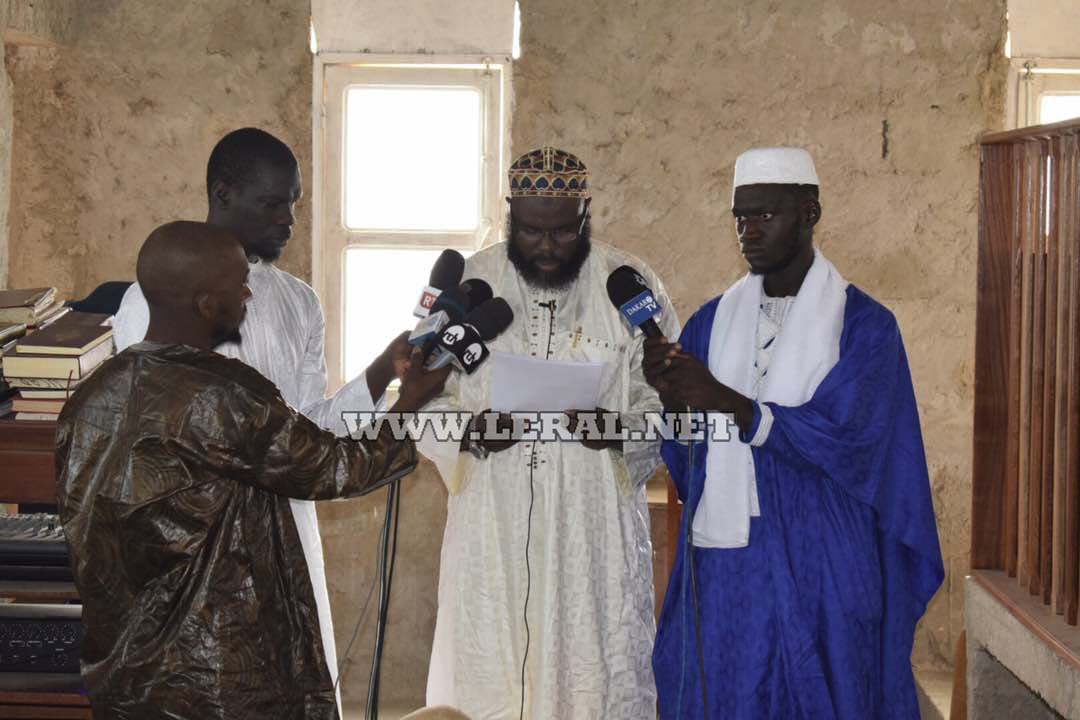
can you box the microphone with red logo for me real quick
[606,265,663,339]
[409,286,469,348]
[409,276,493,351]
[412,249,466,318]
[427,298,514,374]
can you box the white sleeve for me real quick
[295,296,384,435]
[415,371,471,494]
[112,283,150,351]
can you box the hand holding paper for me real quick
[489,351,606,413]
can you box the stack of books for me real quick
[0,287,68,331]
[1,312,114,421]
[0,322,27,357]
[0,381,14,417]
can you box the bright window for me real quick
[316,60,508,388]
[344,87,483,232]
[1039,94,1080,124]
[343,247,472,380]
[1010,61,1080,128]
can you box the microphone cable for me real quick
[334,510,385,698]
[687,440,709,717]
[676,415,710,719]
[520,295,557,716]
[521,297,555,720]
[518,454,537,720]
[366,476,403,719]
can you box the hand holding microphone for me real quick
[607,264,753,422]
[606,264,684,409]
[606,265,664,339]
[606,264,675,383]
[391,347,453,413]
[363,330,414,401]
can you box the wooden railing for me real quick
[974,117,1080,624]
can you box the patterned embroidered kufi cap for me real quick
[508,146,589,199]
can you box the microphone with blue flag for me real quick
[606,265,663,338]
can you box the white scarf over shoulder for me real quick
[693,249,848,548]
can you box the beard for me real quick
[248,236,286,263]
[211,307,246,348]
[506,218,592,290]
[212,326,243,348]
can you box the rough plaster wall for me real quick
[4,0,312,299]
[0,41,11,288]
[312,0,514,54]
[514,0,1006,670]
[1009,0,1080,59]
[4,2,440,710]
[319,463,447,711]
[0,0,77,46]
[1,0,77,290]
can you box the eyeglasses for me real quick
[512,209,589,245]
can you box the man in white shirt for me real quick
[113,128,410,708]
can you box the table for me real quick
[0,417,90,717]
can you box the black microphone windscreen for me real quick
[429,250,466,291]
[460,278,494,310]
[606,265,649,307]
[467,298,514,340]
[430,286,469,323]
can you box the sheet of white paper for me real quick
[489,351,606,412]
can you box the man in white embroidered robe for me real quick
[419,147,679,719]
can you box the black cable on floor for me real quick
[366,478,401,719]
[334,503,386,696]
[687,439,709,717]
[518,455,536,720]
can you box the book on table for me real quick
[2,340,112,380]
[13,411,60,421]
[2,312,115,382]
[30,302,71,329]
[0,288,59,325]
[4,373,96,390]
[15,387,77,399]
[11,395,66,414]
[0,323,27,345]
[14,312,112,355]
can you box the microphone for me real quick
[459,278,493,311]
[606,265,663,339]
[427,298,514,374]
[413,249,466,318]
[409,278,491,351]
[409,286,469,348]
